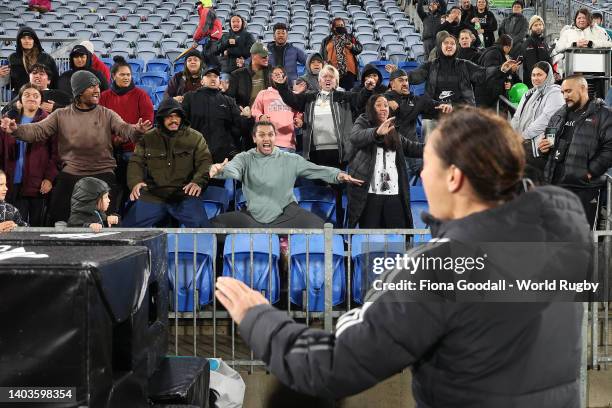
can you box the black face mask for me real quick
[334,26,347,35]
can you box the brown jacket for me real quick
[13,104,139,175]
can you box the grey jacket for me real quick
[299,53,323,91]
[511,62,565,141]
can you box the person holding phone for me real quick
[346,94,424,228]
[0,59,10,89]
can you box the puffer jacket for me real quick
[217,15,256,73]
[238,184,588,407]
[67,177,110,227]
[276,81,372,162]
[346,114,423,227]
[543,98,612,189]
[57,45,109,95]
[127,98,213,203]
[182,86,243,163]
[553,24,612,75]
[8,26,59,95]
[267,42,307,84]
[408,36,505,108]
[512,61,564,141]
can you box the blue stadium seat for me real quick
[140,72,168,87]
[223,234,281,303]
[101,57,114,71]
[351,234,406,303]
[146,58,171,73]
[153,85,166,106]
[139,85,155,102]
[202,185,230,219]
[127,58,145,74]
[167,233,216,311]
[173,61,185,74]
[398,61,419,72]
[293,186,337,225]
[289,234,345,311]
[235,188,247,211]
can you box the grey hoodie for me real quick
[511,62,564,143]
[299,53,323,91]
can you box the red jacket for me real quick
[99,85,154,152]
[193,6,223,42]
[0,109,59,197]
[91,53,111,83]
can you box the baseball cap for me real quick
[250,42,269,57]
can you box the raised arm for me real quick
[8,110,59,143]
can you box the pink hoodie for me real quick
[251,87,296,150]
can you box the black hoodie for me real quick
[350,64,386,119]
[67,177,110,227]
[8,26,60,96]
[57,45,109,96]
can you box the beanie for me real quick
[529,15,544,31]
[70,70,100,98]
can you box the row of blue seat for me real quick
[167,232,416,312]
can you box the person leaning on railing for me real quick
[215,107,590,407]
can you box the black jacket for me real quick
[238,185,588,406]
[383,89,436,141]
[276,82,372,162]
[57,45,109,96]
[350,64,386,118]
[216,16,256,73]
[474,45,508,108]
[518,33,553,88]
[226,64,272,108]
[460,4,477,24]
[346,114,423,227]
[499,13,529,55]
[408,46,504,108]
[457,45,481,63]
[438,20,481,47]
[8,26,59,96]
[182,86,243,163]
[544,99,612,189]
[472,9,498,47]
[67,176,110,227]
[417,0,448,41]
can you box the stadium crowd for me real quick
[0,0,611,234]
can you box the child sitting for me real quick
[0,170,28,231]
[67,177,119,232]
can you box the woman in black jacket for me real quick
[347,94,423,228]
[469,0,498,47]
[57,45,109,96]
[474,34,516,108]
[216,14,255,73]
[8,26,59,97]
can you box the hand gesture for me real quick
[134,118,152,133]
[471,17,479,23]
[0,117,17,134]
[258,114,270,122]
[376,117,395,136]
[364,77,377,91]
[385,64,398,73]
[0,221,17,232]
[183,182,202,196]
[89,223,103,232]
[0,65,9,77]
[501,60,519,73]
[173,95,184,103]
[209,158,229,178]
[576,38,589,47]
[337,172,365,186]
[40,179,53,194]
[293,81,307,94]
[215,277,270,325]
[435,104,453,114]
[40,100,55,113]
[294,115,303,128]
[107,215,119,226]
[538,138,552,153]
[239,106,251,117]
[130,182,147,201]
[388,100,399,111]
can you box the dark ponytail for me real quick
[110,55,131,76]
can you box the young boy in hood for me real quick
[67,177,118,232]
[299,53,324,91]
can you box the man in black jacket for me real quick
[459,0,476,24]
[517,15,552,88]
[539,75,612,228]
[437,7,481,47]
[217,14,255,73]
[182,66,243,166]
[226,42,272,109]
[474,34,516,108]
[499,0,529,56]
[417,0,448,55]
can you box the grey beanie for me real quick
[70,70,100,98]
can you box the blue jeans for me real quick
[123,197,210,228]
